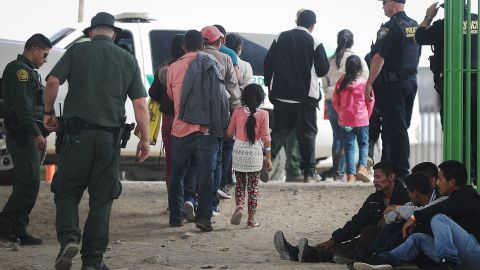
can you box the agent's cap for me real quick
[201,25,224,43]
[83,12,122,36]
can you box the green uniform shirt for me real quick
[48,35,146,127]
[1,54,44,137]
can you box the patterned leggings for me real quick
[234,171,260,214]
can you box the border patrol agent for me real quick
[44,12,150,270]
[365,0,421,179]
[415,2,478,182]
[0,34,51,246]
[415,2,478,122]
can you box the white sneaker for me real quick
[353,262,393,270]
[217,189,232,199]
[184,201,195,222]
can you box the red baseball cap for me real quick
[201,26,224,43]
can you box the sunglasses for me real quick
[34,48,49,59]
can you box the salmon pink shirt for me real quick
[226,107,271,143]
[167,52,208,137]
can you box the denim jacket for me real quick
[179,52,230,137]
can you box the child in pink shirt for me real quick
[226,84,272,228]
[332,55,375,183]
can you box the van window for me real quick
[116,30,135,55]
[148,30,274,83]
[235,33,275,77]
[149,30,185,71]
[64,30,135,56]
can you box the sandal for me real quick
[230,207,243,225]
[247,220,260,228]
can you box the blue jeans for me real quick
[326,101,345,176]
[341,125,369,175]
[387,214,480,269]
[169,133,220,223]
[212,138,224,210]
[220,137,234,188]
[183,159,197,205]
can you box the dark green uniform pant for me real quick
[285,129,302,178]
[51,130,121,266]
[0,135,44,236]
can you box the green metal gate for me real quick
[444,0,479,187]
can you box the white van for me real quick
[0,13,334,182]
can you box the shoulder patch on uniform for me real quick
[16,69,28,81]
[377,27,390,40]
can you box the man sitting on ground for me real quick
[274,161,409,263]
[333,162,443,266]
[354,160,480,270]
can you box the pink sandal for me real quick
[247,220,260,228]
[230,207,243,225]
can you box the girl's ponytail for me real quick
[337,54,362,93]
[241,84,265,145]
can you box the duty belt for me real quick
[380,70,417,83]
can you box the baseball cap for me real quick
[201,26,224,43]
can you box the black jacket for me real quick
[148,67,174,115]
[414,185,480,241]
[264,27,329,106]
[331,182,410,243]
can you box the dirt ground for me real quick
[0,180,375,270]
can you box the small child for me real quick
[226,84,272,228]
[332,55,374,183]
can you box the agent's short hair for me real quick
[373,161,396,177]
[438,160,468,187]
[411,162,438,180]
[184,30,204,52]
[25,33,52,50]
[403,172,432,196]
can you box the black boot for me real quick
[304,169,321,183]
[16,233,43,245]
[0,230,20,244]
[273,231,299,261]
[298,238,332,262]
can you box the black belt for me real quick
[381,70,417,83]
[82,123,116,132]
